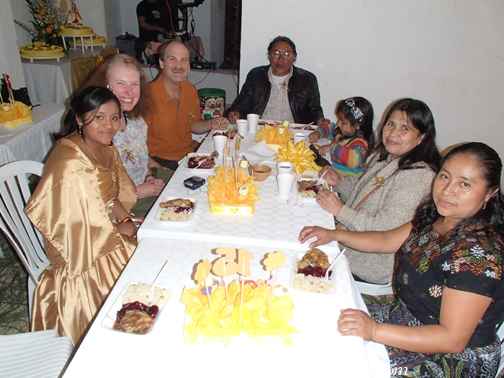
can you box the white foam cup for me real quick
[277,173,295,198]
[247,114,260,134]
[294,133,306,145]
[213,135,228,157]
[236,119,248,136]
[277,162,294,174]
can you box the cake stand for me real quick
[60,33,96,55]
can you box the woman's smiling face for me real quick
[382,110,424,159]
[106,64,141,112]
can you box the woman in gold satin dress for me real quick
[25,86,138,345]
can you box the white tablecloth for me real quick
[21,49,100,104]
[137,129,340,252]
[62,237,390,378]
[0,102,65,166]
[22,57,74,104]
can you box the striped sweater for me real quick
[317,123,368,178]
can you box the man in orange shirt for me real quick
[145,41,227,170]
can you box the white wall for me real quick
[240,0,504,159]
[0,0,25,87]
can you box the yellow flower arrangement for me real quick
[15,0,65,47]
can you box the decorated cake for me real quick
[181,249,298,345]
[207,166,259,214]
[0,102,33,128]
[19,43,65,60]
[0,74,33,128]
[59,25,94,36]
[74,35,107,46]
[255,121,293,149]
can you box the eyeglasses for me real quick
[270,51,294,59]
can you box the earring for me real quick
[483,201,487,210]
[78,124,82,135]
[106,85,112,90]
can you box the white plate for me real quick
[296,176,327,205]
[289,252,336,294]
[101,281,172,335]
[185,153,217,172]
[155,197,197,222]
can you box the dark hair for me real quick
[336,97,375,149]
[375,98,441,172]
[84,54,153,119]
[267,36,297,56]
[413,142,504,237]
[56,86,121,140]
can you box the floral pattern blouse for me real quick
[112,116,149,187]
[394,224,504,348]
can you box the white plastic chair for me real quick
[0,160,48,318]
[497,322,504,375]
[0,330,73,378]
[355,281,394,296]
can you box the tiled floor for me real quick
[0,235,30,334]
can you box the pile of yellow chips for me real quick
[182,279,298,344]
[276,141,321,175]
[254,124,293,147]
[207,166,260,207]
[0,102,32,125]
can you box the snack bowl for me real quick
[102,281,172,335]
[248,164,272,182]
[289,252,336,295]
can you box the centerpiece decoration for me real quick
[276,141,321,175]
[254,121,293,151]
[16,0,65,47]
[207,137,260,214]
[0,74,33,128]
[182,248,298,345]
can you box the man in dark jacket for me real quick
[228,36,328,126]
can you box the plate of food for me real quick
[155,197,196,222]
[185,152,219,171]
[290,249,335,294]
[102,281,172,335]
[296,175,328,204]
[289,123,318,130]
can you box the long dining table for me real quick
[62,125,390,378]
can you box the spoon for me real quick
[146,260,169,303]
[323,249,346,282]
[301,122,315,130]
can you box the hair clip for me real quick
[345,98,364,121]
[106,85,112,90]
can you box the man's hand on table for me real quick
[210,117,229,131]
[227,111,240,124]
[317,117,330,126]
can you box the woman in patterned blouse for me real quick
[299,142,504,377]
